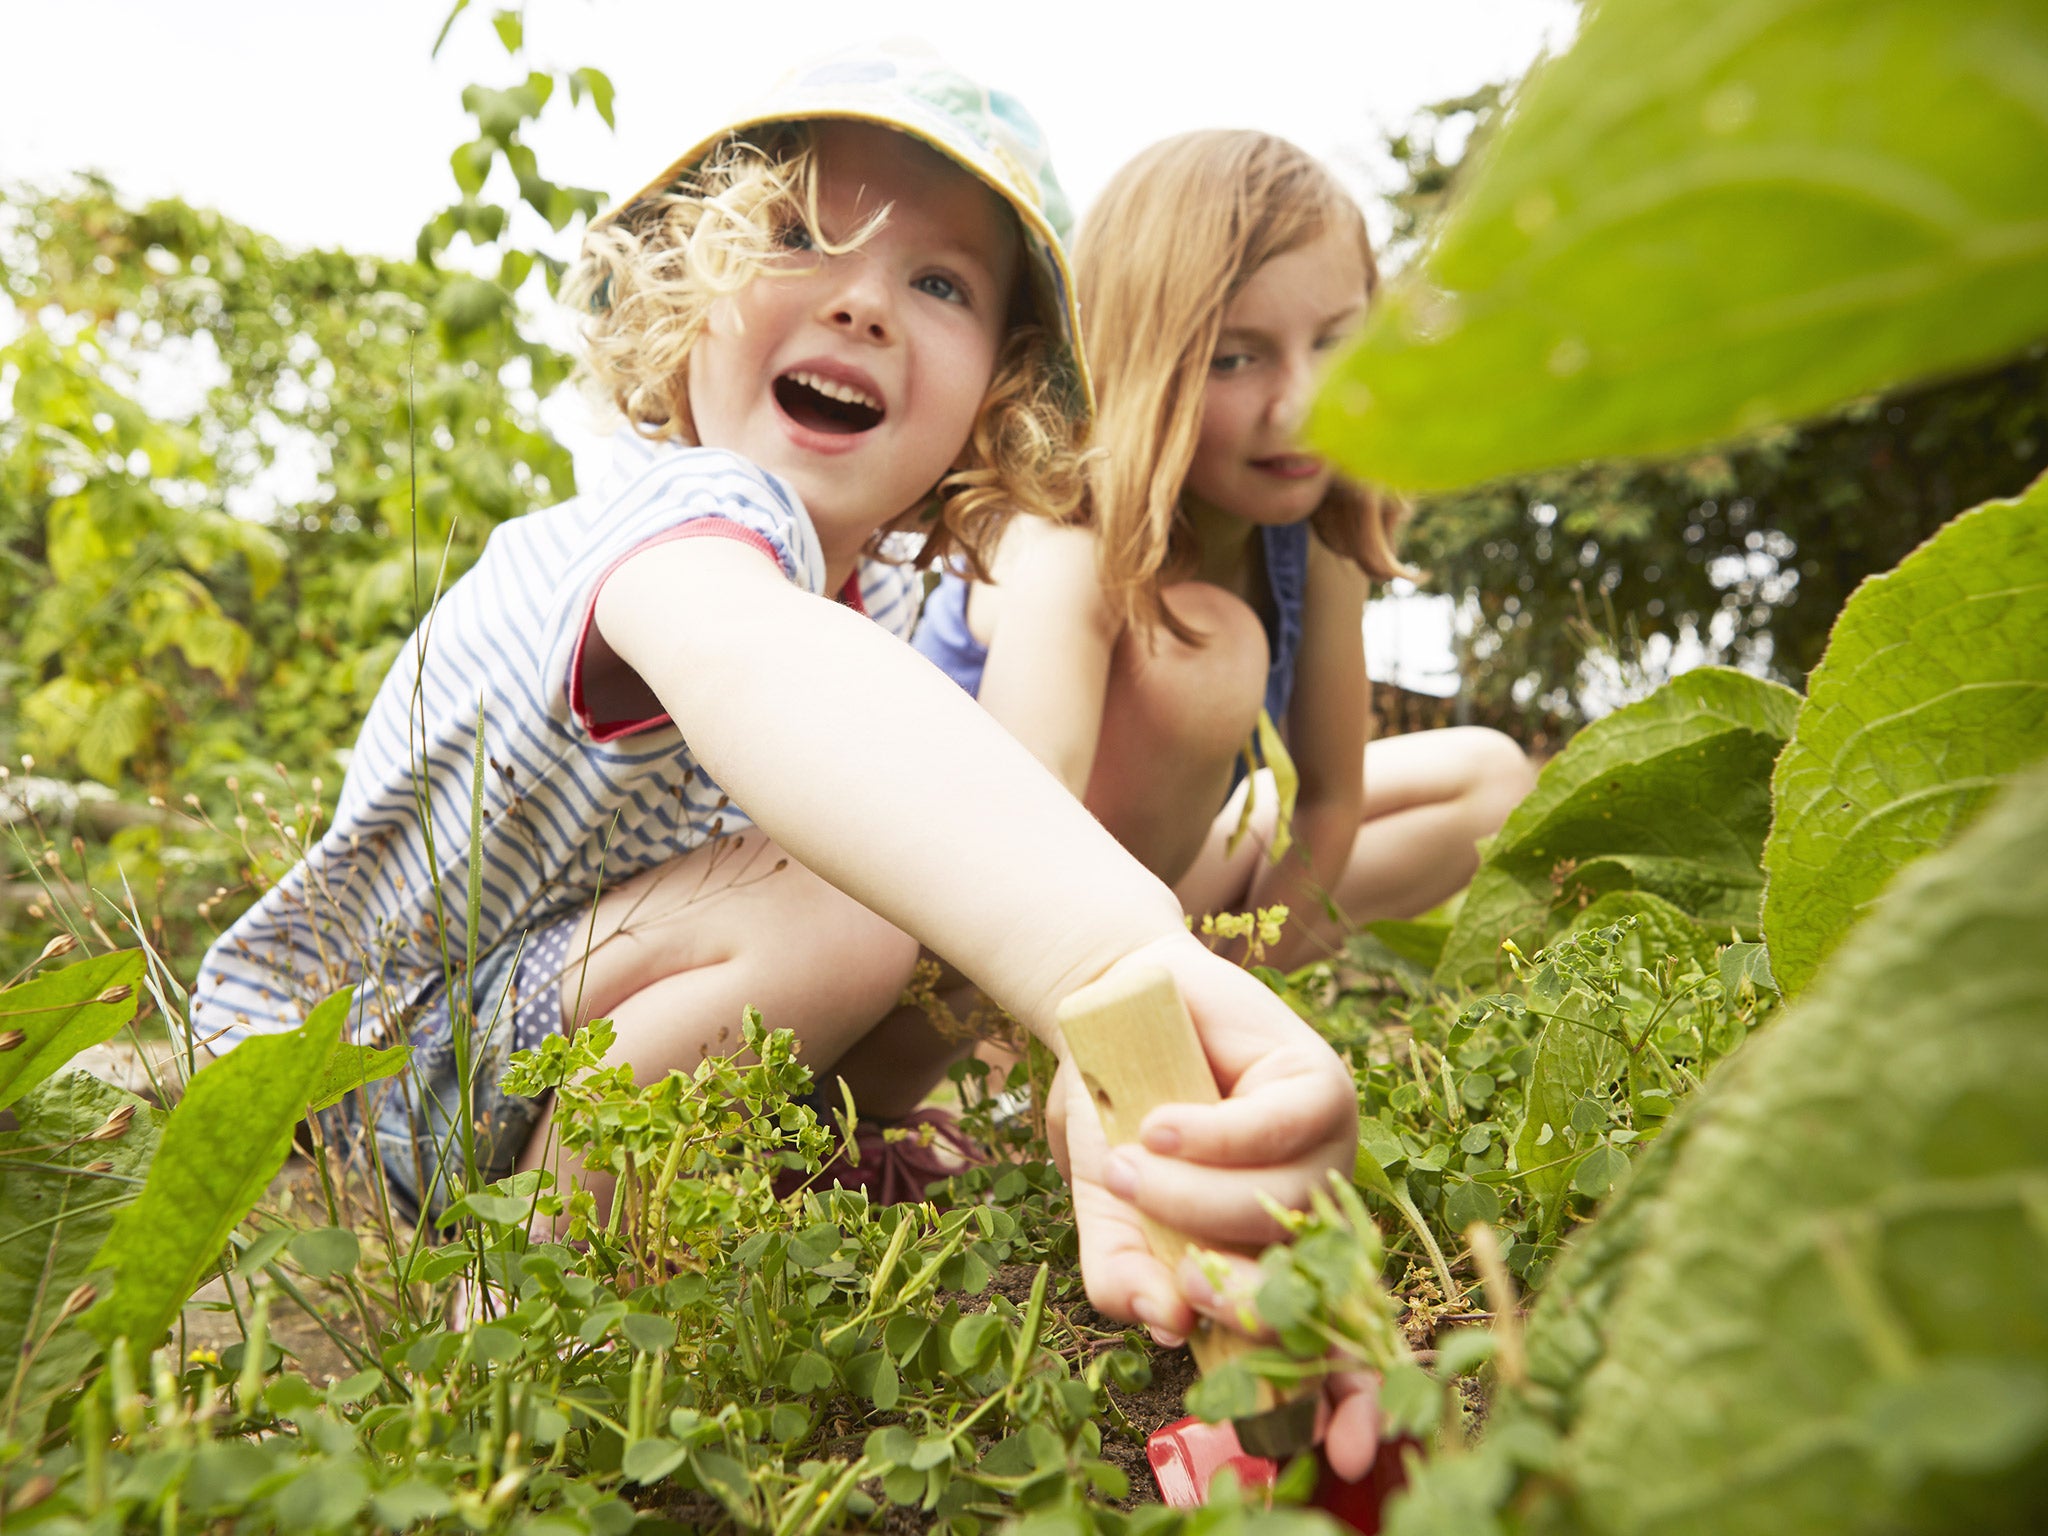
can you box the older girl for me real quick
[914,130,1533,971]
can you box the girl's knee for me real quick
[1449,728,1537,828]
[1115,582,1269,747]
[820,905,922,1023]
[1466,728,1537,794]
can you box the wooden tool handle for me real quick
[1059,962,1328,1457]
[1054,961,1254,1382]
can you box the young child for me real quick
[913,129,1535,972]
[191,50,1354,1340]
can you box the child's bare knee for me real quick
[1458,728,1538,822]
[1121,582,1269,746]
[825,908,922,1021]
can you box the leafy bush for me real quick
[1387,761,2048,1536]
[1308,0,2048,1527]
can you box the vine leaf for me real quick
[1435,668,1798,989]
[1310,0,2048,490]
[1762,475,2048,995]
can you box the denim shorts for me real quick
[323,913,582,1224]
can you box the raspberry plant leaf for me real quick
[1309,0,2048,490]
[1762,475,2048,996]
[1436,667,1799,989]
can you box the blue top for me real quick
[912,520,1312,729]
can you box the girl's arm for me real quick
[596,537,1357,1325]
[1251,541,1371,969]
[969,518,1120,797]
[600,534,1160,1017]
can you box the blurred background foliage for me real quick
[0,181,573,786]
[0,19,607,978]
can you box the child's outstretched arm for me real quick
[596,537,1357,1317]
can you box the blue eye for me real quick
[1211,351,1254,374]
[915,272,965,304]
[775,221,816,253]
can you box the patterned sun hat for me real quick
[597,40,1092,419]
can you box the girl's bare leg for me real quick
[827,976,982,1119]
[1176,726,1537,938]
[515,832,919,1220]
[1328,727,1535,920]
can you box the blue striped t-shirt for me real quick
[191,429,921,1050]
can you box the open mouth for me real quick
[774,369,885,435]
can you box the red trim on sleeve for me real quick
[837,569,867,614]
[570,521,787,742]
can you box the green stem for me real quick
[1389,1178,1464,1307]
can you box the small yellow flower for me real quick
[187,1346,220,1367]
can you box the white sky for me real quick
[1,0,1575,261]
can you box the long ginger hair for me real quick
[1076,130,1409,639]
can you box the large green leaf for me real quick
[1763,479,2048,995]
[1514,768,2048,1532]
[0,1073,161,1442]
[1435,668,1799,988]
[0,950,146,1109]
[83,992,345,1348]
[1310,0,2048,491]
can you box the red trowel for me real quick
[1057,964,1405,1533]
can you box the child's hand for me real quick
[1174,1247,1385,1482]
[1047,935,1358,1339]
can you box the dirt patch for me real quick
[982,1262,1046,1309]
[1063,1294,1199,1509]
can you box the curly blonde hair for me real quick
[1075,130,1412,641]
[562,128,1087,572]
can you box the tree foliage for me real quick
[0,180,575,786]
[1373,87,2048,736]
